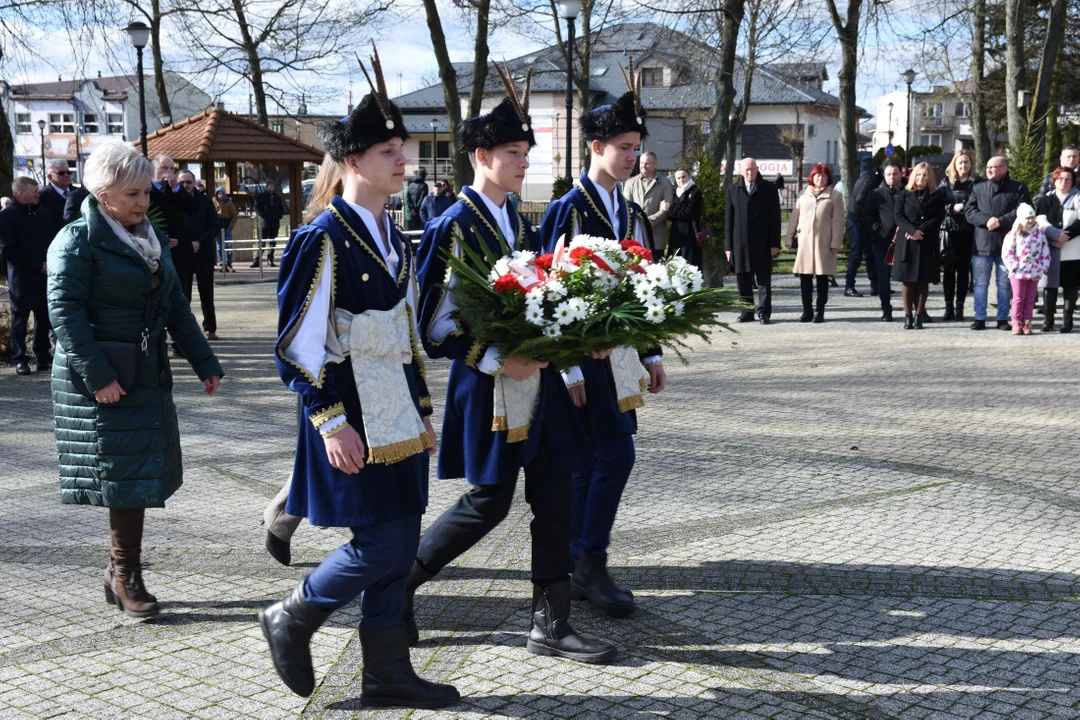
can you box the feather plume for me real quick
[618,54,644,116]
[355,43,393,122]
[493,61,526,122]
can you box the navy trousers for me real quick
[870,244,893,312]
[302,514,420,630]
[571,434,636,559]
[416,437,574,585]
[10,306,51,365]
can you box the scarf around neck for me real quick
[676,178,696,197]
[100,209,163,271]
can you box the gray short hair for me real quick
[83,143,153,198]
[641,151,657,161]
[48,159,69,175]
[151,154,174,172]
[11,177,38,195]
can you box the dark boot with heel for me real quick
[402,561,434,647]
[1061,290,1077,333]
[106,509,159,619]
[259,584,332,697]
[359,625,460,709]
[571,554,635,617]
[527,581,618,664]
[1043,288,1059,332]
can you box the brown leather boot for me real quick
[107,509,160,619]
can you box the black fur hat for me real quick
[458,62,537,154]
[579,56,648,142]
[318,44,409,162]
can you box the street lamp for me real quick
[558,0,581,181]
[430,117,438,186]
[886,101,894,144]
[903,68,916,166]
[37,119,46,184]
[126,20,151,158]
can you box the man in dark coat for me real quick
[178,171,221,339]
[1036,145,1079,199]
[252,181,286,267]
[964,156,1032,330]
[149,155,195,254]
[405,169,429,231]
[37,160,76,234]
[844,167,883,296]
[725,158,781,323]
[0,177,55,374]
[860,162,904,321]
[62,186,92,224]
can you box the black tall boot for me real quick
[259,585,332,697]
[813,277,828,323]
[799,276,814,322]
[1061,289,1077,333]
[527,581,618,664]
[1043,288,1059,332]
[571,554,635,617]
[359,625,460,709]
[402,561,434,647]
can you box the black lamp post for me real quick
[126,21,151,158]
[886,101,894,144]
[903,68,916,166]
[430,117,438,186]
[558,0,581,181]
[37,119,46,183]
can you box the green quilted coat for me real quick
[46,196,224,508]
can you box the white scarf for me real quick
[100,210,162,271]
[676,178,696,198]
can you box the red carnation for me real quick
[620,239,643,250]
[569,246,595,265]
[536,253,554,271]
[627,245,653,262]
[493,273,523,294]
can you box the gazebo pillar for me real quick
[288,162,303,230]
[225,161,238,193]
[200,161,214,193]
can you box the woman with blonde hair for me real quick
[938,150,978,320]
[895,162,946,328]
[302,154,344,223]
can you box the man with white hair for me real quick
[149,155,194,254]
[38,159,78,235]
[725,157,781,323]
[624,151,673,253]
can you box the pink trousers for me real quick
[1009,277,1038,322]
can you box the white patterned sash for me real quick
[492,373,542,443]
[335,300,433,464]
[609,345,649,412]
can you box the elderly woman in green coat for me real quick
[47,143,224,619]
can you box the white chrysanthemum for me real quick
[635,285,656,303]
[645,304,666,324]
[672,300,686,316]
[493,258,512,277]
[545,280,568,299]
[526,287,545,303]
[525,304,546,325]
[512,249,536,264]
[566,297,589,321]
[553,300,577,326]
[690,269,704,292]
[543,323,563,338]
[645,263,672,289]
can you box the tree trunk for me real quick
[1004,0,1026,147]
[1044,55,1062,172]
[422,0,471,188]
[825,0,861,213]
[0,92,14,197]
[1029,0,1067,151]
[708,0,745,167]
[970,0,991,169]
[230,0,269,126]
[150,0,172,121]
[466,0,491,121]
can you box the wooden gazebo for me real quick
[134,108,324,229]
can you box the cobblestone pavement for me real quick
[2,278,1080,719]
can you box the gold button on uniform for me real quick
[345,240,350,248]
[362,273,370,282]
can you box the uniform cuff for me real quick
[477,346,505,376]
[310,402,346,430]
[562,366,584,387]
[643,355,662,367]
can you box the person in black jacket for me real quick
[149,155,196,254]
[844,167,883,296]
[37,160,76,238]
[405,169,429,231]
[1034,166,1080,332]
[938,151,978,321]
[0,177,55,374]
[860,162,905,321]
[62,186,92,224]
[725,158,781,323]
[419,180,455,224]
[669,167,704,267]
[964,156,1032,330]
[178,171,221,339]
[1035,145,1079,199]
[252,181,287,267]
[894,162,946,329]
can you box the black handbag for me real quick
[68,278,159,400]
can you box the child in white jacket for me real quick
[1002,203,1052,335]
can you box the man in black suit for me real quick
[37,160,77,238]
[177,170,221,339]
[0,177,55,375]
[725,158,781,324]
[149,155,195,253]
[860,162,905,322]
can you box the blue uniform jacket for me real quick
[540,172,659,438]
[275,196,432,527]
[416,186,592,486]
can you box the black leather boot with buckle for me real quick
[527,581,617,664]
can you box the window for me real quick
[920,134,942,147]
[82,113,99,134]
[271,120,285,134]
[954,102,968,118]
[48,113,75,133]
[107,113,124,134]
[15,113,31,133]
[922,102,943,118]
[64,160,79,184]
[807,124,816,138]
[419,140,452,162]
[640,67,664,87]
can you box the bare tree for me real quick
[1028,0,1068,150]
[823,0,863,212]
[1004,0,1025,147]
[969,0,991,169]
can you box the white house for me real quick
[872,82,974,155]
[390,23,865,201]
[2,72,212,183]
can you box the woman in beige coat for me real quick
[787,163,846,322]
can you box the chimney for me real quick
[97,71,102,78]
[58,75,62,82]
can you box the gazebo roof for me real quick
[134,108,324,163]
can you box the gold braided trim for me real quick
[367,431,434,465]
[618,394,645,413]
[419,396,433,409]
[328,204,407,286]
[310,402,346,429]
[492,415,509,431]
[565,379,585,389]
[506,424,530,443]
[320,420,350,439]
[276,233,335,389]
[639,377,649,392]
[406,303,428,383]
[425,222,464,347]
[459,192,524,249]
[464,338,487,369]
